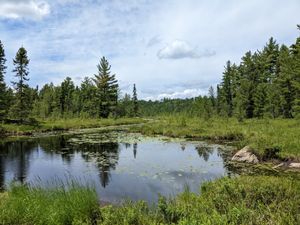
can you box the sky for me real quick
[0,0,299,100]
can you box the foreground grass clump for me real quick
[0,176,299,225]
[130,116,300,159]
[99,176,300,225]
[0,184,99,225]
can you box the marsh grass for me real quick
[0,175,299,225]
[98,176,300,225]
[0,182,99,225]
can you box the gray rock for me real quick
[288,163,300,169]
[231,146,259,164]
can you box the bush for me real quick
[263,146,281,160]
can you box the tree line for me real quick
[0,25,299,122]
[0,44,138,121]
[217,28,300,119]
[140,26,300,119]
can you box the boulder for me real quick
[231,146,259,164]
[288,162,300,169]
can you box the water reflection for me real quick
[195,145,214,162]
[0,132,233,203]
[133,143,137,159]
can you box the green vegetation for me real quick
[100,176,300,225]
[0,117,145,136]
[130,116,300,159]
[10,47,31,122]
[93,57,119,118]
[0,176,299,225]
[0,183,98,225]
[0,40,7,121]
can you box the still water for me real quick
[0,131,233,203]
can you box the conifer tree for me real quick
[132,84,138,117]
[290,26,300,117]
[239,51,258,118]
[220,61,234,117]
[80,77,97,117]
[0,40,7,120]
[93,57,118,118]
[60,77,75,116]
[276,45,294,118]
[10,47,30,122]
[208,86,216,110]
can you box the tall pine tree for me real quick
[93,57,118,118]
[10,47,30,122]
[290,26,300,117]
[0,40,7,120]
[132,84,138,117]
[220,61,234,117]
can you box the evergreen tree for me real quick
[216,85,222,115]
[93,57,118,118]
[277,45,294,118]
[60,77,75,116]
[132,84,138,116]
[290,26,300,117]
[208,86,216,110]
[80,77,97,117]
[239,51,258,118]
[117,93,132,117]
[32,83,55,118]
[0,40,7,120]
[220,61,234,117]
[10,47,30,122]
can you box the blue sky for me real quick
[0,0,299,99]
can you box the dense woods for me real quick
[0,26,299,122]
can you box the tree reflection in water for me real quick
[133,143,137,159]
[0,135,121,189]
[0,140,37,187]
[75,142,120,188]
[195,145,214,161]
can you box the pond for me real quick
[0,130,234,203]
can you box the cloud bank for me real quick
[0,0,299,100]
[157,40,216,59]
[0,0,50,20]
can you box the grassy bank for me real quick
[0,184,99,225]
[0,117,146,136]
[130,116,300,160]
[0,176,299,225]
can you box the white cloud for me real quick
[145,89,207,101]
[1,0,300,100]
[157,40,215,59]
[0,0,50,20]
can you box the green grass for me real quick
[0,183,99,225]
[99,175,300,225]
[1,176,299,225]
[0,117,146,136]
[130,116,300,159]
